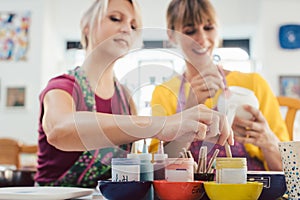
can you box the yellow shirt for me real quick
[149,71,289,169]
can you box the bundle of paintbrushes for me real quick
[179,147,220,174]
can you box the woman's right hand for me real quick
[185,66,225,108]
[156,104,234,146]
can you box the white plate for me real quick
[0,186,94,200]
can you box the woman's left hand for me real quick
[232,105,280,148]
[232,105,283,170]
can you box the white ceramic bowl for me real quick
[217,86,259,120]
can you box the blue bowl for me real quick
[247,171,287,200]
[98,180,152,200]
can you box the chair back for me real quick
[277,96,300,140]
[0,138,21,169]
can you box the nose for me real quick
[120,21,132,34]
[194,26,207,46]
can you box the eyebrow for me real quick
[183,23,195,27]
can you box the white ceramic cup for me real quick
[278,141,300,199]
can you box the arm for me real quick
[149,78,232,154]
[43,89,233,152]
[233,74,289,170]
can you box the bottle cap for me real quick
[128,153,152,161]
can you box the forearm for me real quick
[261,142,283,171]
[46,111,166,151]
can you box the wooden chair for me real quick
[277,96,300,140]
[0,138,38,169]
[19,143,38,170]
[20,144,38,154]
[0,138,21,169]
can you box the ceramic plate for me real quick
[0,186,94,200]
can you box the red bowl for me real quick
[153,180,204,200]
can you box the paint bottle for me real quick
[153,141,168,180]
[127,153,153,181]
[111,158,140,182]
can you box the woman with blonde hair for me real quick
[35,0,232,187]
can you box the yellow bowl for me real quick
[204,182,263,200]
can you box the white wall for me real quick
[0,0,299,144]
[260,0,300,94]
[0,0,45,144]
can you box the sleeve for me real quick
[253,73,289,142]
[151,84,178,117]
[244,73,289,170]
[149,82,179,153]
[39,74,84,111]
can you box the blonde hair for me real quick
[167,0,218,31]
[80,0,142,49]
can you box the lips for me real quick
[192,47,208,55]
[113,38,129,47]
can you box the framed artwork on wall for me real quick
[0,11,31,61]
[279,75,300,98]
[6,87,26,108]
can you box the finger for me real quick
[242,105,265,122]
[183,121,207,141]
[233,117,260,132]
[232,125,247,136]
[200,67,223,79]
[206,113,221,137]
[235,135,256,144]
[195,77,224,91]
[195,123,208,140]
[216,112,234,145]
[191,73,224,89]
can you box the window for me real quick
[213,47,253,72]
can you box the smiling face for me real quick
[86,0,141,57]
[175,20,218,69]
[167,0,219,70]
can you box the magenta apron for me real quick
[177,75,265,170]
[43,67,131,188]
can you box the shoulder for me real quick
[154,76,181,94]
[228,71,269,88]
[228,71,263,80]
[40,73,82,102]
[44,74,77,92]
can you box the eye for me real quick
[183,27,197,35]
[204,24,214,31]
[110,15,121,22]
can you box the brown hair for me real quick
[80,0,142,49]
[167,0,218,31]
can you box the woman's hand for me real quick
[232,105,282,170]
[232,105,280,148]
[185,67,225,108]
[156,104,234,146]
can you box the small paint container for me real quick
[216,157,247,184]
[111,158,140,182]
[127,153,154,181]
[165,158,194,182]
[153,154,168,180]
